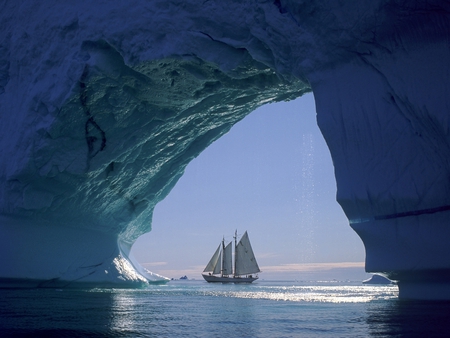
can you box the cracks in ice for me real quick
[79,262,103,269]
[105,161,115,178]
[79,64,107,167]
[357,55,446,150]
[273,0,287,14]
[0,45,10,95]
[350,204,450,224]
[198,31,215,42]
[356,53,450,172]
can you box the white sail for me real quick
[203,244,221,273]
[213,250,222,275]
[235,231,260,275]
[222,241,233,275]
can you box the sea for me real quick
[1,279,450,337]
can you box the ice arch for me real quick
[1,1,450,298]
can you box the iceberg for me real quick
[1,0,450,297]
[363,274,393,285]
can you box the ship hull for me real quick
[202,274,258,283]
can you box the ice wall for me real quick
[1,0,450,297]
[310,4,450,299]
[0,0,309,287]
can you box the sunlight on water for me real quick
[240,286,396,303]
[204,284,398,303]
[100,281,399,304]
[7,281,450,338]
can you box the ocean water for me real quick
[1,280,450,337]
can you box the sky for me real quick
[131,93,370,281]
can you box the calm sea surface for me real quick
[1,280,450,337]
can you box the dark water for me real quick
[1,280,450,337]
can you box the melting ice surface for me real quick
[1,1,450,298]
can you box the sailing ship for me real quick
[202,230,261,283]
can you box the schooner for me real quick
[202,230,261,283]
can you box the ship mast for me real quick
[221,236,225,277]
[233,230,237,278]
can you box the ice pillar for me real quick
[312,41,450,299]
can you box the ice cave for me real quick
[1,0,450,299]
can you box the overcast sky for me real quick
[131,93,370,281]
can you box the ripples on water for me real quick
[1,280,450,337]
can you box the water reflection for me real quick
[2,283,450,337]
[366,299,450,337]
[0,288,116,336]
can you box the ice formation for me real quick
[1,1,450,297]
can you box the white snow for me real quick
[1,0,450,297]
